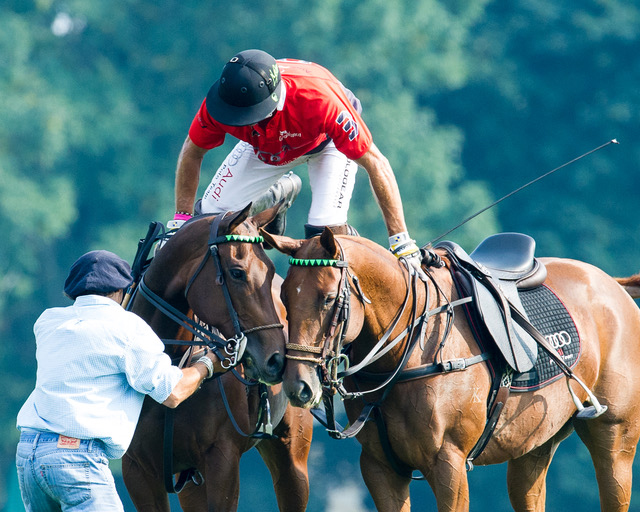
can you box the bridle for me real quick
[285,238,473,441]
[130,213,284,494]
[136,212,284,369]
[285,237,438,398]
[286,237,432,397]
[286,240,371,387]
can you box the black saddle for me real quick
[469,233,547,288]
[435,233,588,466]
[436,233,546,373]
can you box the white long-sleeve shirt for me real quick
[17,294,183,458]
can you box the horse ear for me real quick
[251,202,282,229]
[261,229,305,255]
[226,204,252,232]
[319,227,339,258]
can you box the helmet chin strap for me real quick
[254,82,285,125]
[275,80,286,110]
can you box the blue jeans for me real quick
[16,431,124,511]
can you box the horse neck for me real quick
[131,250,196,339]
[347,239,429,365]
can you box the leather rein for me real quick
[286,239,482,478]
[129,213,283,493]
[137,213,283,368]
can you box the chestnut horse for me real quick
[264,228,640,512]
[122,206,313,512]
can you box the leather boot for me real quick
[304,223,360,238]
[250,172,302,236]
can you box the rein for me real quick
[136,216,283,369]
[287,240,473,400]
[130,214,282,494]
[287,239,484,479]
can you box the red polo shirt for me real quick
[188,59,373,165]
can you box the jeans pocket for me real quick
[41,461,92,506]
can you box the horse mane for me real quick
[336,234,422,288]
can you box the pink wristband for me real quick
[174,212,192,221]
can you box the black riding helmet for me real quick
[206,49,282,127]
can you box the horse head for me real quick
[263,228,385,408]
[135,203,288,385]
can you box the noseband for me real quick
[137,213,283,368]
[285,239,456,399]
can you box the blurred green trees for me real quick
[2,1,639,510]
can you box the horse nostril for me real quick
[298,381,313,404]
[267,352,285,378]
[285,380,313,407]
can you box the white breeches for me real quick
[199,140,358,226]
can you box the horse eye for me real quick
[323,294,336,308]
[228,268,246,281]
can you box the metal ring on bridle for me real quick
[326,353,350,385]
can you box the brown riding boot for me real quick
[251,172,302,236]
[304,223,360,238]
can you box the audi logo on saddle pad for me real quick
[545,330,572,350]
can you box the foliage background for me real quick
[2,0,640,510]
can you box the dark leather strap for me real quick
[304,136,331,155]
[216,378,278,440]
[373,407,415,478]
[164,408,202,493]
[465,373,512,469]
[509,303,573,376]
[138,279,228,351]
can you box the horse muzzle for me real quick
[283,364,323,409]
[242,348,285,385]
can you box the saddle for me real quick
[436,233,547,373]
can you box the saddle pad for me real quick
[511,284,581,391]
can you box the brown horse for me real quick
[122,206,313,512]
[263,228,640,512]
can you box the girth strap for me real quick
[163,407,203,493]
[465,368,513,470]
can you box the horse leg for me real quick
[359,449,412,512]
[121,453,171,512]
[574,418,638,511]
[426,447,473,512]
[176,480,208,512]
[255,406,312,511]
[506,423,573,512]
[199,444,242,512]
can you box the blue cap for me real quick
[64,250,133,299]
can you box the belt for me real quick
[19,431,101,450]
[305,136,331,156]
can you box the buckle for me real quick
[440,358,467,372]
